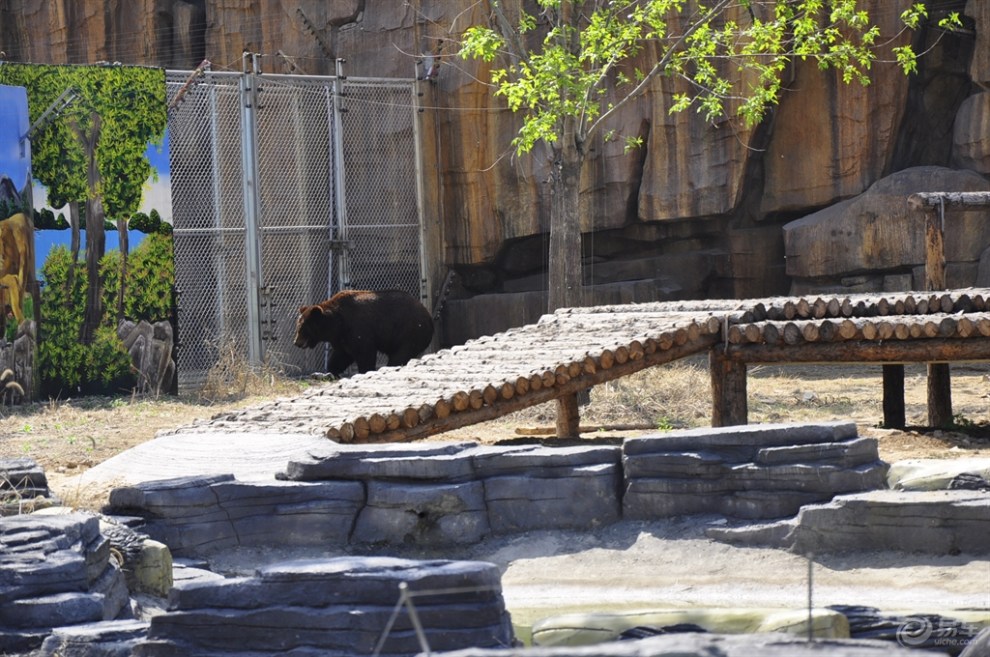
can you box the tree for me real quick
[0,63,166,340]
[461,1,960,312]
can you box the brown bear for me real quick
[294,289,434,375]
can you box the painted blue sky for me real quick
[0,84,31,197]
[34,128,173,223]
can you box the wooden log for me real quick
[710,348,747,427]
[556,393,581,438]
[818,319,837,342]
[743,323,762,343]
[801,322,820,342]
[882,365,906,430]
[452,390,470,411]
[782,322,803,345]
[928,363,953,428]
[903,295,917,314]
[937,316,957,338]
[368,413,387,434]
[837,319,857,339]
[762,322,781,344]
[727,324,748,345]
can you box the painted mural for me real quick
[0,64,172,398]
[0,83,35,400]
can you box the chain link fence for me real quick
[166,70,425,390]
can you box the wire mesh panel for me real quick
[167,71,253,390]
[251,74,337,375]
[336,80,425,296]
[166,70,425,389]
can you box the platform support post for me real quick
[924,201,953,428]
[881,365,905,429]
[710,348,747,427]
[555,393,581,438]
[928,363,953,428]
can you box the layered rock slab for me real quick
[622,422,888,520]
[134,556,514,657]
[0,513,129,654]
[708,489,990,554]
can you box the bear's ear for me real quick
[299,305,310,314]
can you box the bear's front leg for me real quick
[327,348,354,376]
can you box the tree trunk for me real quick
[117,215,129,322]
[80,113,105,344]
[547,129,584,312]
[67,200,81,294]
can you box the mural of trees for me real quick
[0,63,166,342]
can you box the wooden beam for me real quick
[881,364,905,429]
[710,347,747,427]
[908,192,990,210]
[720,337,990,364]
[920,199,952,428]
[924,207,946,290]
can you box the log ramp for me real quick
[199,288,990,443]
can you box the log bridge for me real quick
[201,288,990,443]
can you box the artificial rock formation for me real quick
[135,557,514,657]
[708,489,990,555]
[783,166,990,294]
[0,457,59,515]
[104,422,890,555]
[0,513,130,654]
[0,1,986,342]
[622,423,888,520]
[117,319,176,396]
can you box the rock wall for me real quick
[103,422,891,556]
[1,1,985,343]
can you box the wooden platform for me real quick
[199,288,990,443]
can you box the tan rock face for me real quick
[953,92,990,175]
[0,0,982,340]
[783,166,990,288]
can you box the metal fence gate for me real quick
[166,65,427,390]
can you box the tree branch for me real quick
[586,0,734,141]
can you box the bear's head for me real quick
[293,305,327,349]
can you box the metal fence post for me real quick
[332,58,352,290]
[240,52,265,366]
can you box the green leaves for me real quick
[459,0,952,154]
